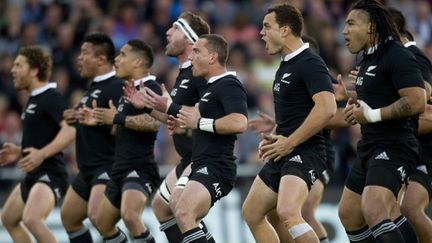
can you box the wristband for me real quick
[197,118,216,133]
[365,108,382,123]
[113,113,126,125]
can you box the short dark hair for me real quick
[267,3,303,37]
[127,39,154,68]
[302,35,319,54]
[83,33,115,64]
[179,12,211,37]
[201,34,228,65]
[388,7,412,40]
[19,46,52,81]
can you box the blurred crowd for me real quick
[0,0,432,184]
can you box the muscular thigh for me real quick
[2,184,25,224]
[23,183,55,220]
[177,180,212,220]
[243,176,278,217]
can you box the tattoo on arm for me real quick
[389,97,412,119]
[125,113,161,132]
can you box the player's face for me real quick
[260,12,284,55]
[77,42,100,78]
[165,24,188,57]
[189,39,211,77]
[115,44,134,80]
[11,55,32,90]
[343,10,371,54]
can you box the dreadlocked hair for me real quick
[351,0,400,58]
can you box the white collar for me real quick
[133,75,156,87]
[208,71,237,84]
[282,43,309,62]
[404,41,417,48]
[180,60,192,69]
[93,70,116,82]
[31,82,57,96]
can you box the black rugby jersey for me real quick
[273,43,333,147]
[21,83,67,175]
[168,61,207,163]
[75,71,123,171]
[112,75,162,173]
[191,72,248,168]
[406,42,432,157]
[355,40,424,142]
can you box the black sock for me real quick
[68,226,93,243]
[182,227,208,243]
[346,225,375,243]
[371,219,404,243]
[199,221,215,243]
[104,228,128,243]
[134,230,155,243]
[394,215,418,243]
[160,218,183,243]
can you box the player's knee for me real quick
[87,208,98,226]
[338,201,352,226]
[276,203,301,223]
[361,201,386,226]
[1,211,16,228]
[174,205,192,227]
[121,208,139,228]
[242,201,258,225]
[22,213,41,231]
[400,201,419,221]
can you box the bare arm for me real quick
[149,109,169,123]
[381,87,426,120]
[214,113,248,135]
[326,108,351,129]
[261,91,336,161]
[288,91,336,146]
[18,121,76,172]
[125,113,161,132]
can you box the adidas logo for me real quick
[289,155,303,163]
[375,152,389,160]
[39,174,50,183]
[417,165,428,175]
[197,167,208,175]
[127,170,140,178]
[97,172,110,180]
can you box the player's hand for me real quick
[258,133,274,161]
[0,143,21,166]
[93,100,117,125]
[348,67,359,85]
[333,74,349,101]
[177,103,201,129]
[17,147,45,172]
[343,98,358,125]
[248,111,275,134]
[143,84,173,113]
[167,115,186,135]
[123,80,149,109]
[63,104,79,125]
[353,100,373,124]
[261,134,295,162]
[77,104,99,126]
[420,103,432,121]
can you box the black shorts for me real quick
[21,170,68,204]
[258,147,327,192]
[188,162,236,206]
[71,166,111,201]
[345,142,417,197]
[410,161,432,200]
[323,138,335,185]
[105,168,161,209]
[175,157,191,178]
